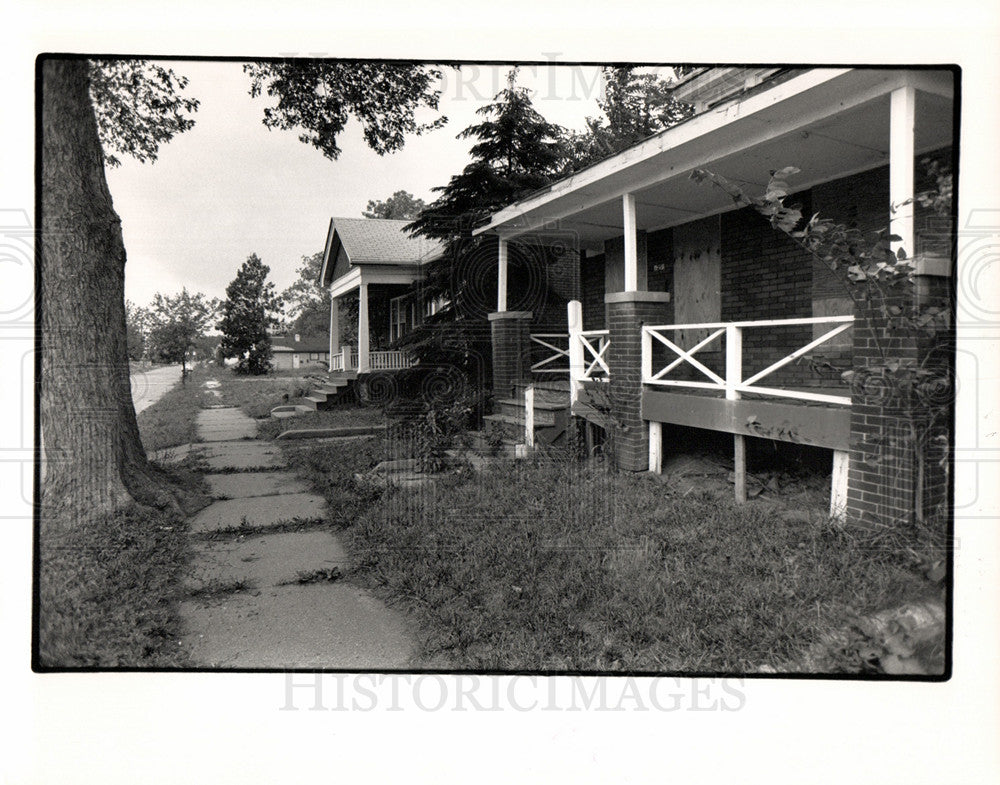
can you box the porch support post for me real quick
[567,300,584,409]
[648,421,662,474]
[357,282,370,373]
[622,192,638,292]
[497,236,508,312]
[328,294,340,372]
[726,324,747,503]
[831,449,849,521]
[524,384,535,448]
[889,85,916,259]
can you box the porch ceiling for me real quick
[475,69,954,251]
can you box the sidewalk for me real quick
[179,405,413,669]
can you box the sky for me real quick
[107,61,632,306]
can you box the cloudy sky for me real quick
[107,61,632,306]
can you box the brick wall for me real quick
[489,311,532,399]
[581,252,606,331]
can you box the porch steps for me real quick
[269,371,358,418]
[484,381,572,446]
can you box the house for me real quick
[271,333,331,370]
[317,218,444,373]
[474,67,955,528]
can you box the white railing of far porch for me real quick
[576,330,610,382]
[368,350,416,371]
[329,352,344,372]
[641,315,854,406]
[530,334,570,375]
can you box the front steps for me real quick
[270,371,357,418]
[483,380,571,446]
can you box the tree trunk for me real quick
[40,59,190,524]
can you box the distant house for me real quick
[317,218,443,373]
[474,67,955,528]
[271,333,330,370]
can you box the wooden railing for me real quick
[641,315,854,405]
[329,352,344,372]
[530,333,570,375]
[367,350,416,371]
[577,329,610,382]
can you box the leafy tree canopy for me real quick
[363,190,426,220]
[218,254,283,375]
[566,67,693,171]
[244,61,447,160]
[145,288,219,374]
[89,60,200,168]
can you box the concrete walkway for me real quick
[180,406,413,669]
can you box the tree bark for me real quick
[41,59,189,524]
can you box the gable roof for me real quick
[318,218,444,287]
[333,218,443,264]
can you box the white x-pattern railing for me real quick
[577,329,610,382]
[530,333,570,375]
[642,315,854,405]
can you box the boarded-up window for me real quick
[673,216,721,348]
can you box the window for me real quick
[389,296,408,340]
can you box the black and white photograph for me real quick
[5,2,1000,782]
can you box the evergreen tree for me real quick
[401,69,569,373]
[218,254,283,375]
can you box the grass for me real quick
[211,370,316,418]
[37,504,193,667]
[281,434,944,673]
[185,578,257,602]
[137,365,211,452]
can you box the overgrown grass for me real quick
[212,371,315,418]
[281,434,943,673]
[137,365,211,452]
[37,505,192,668]
[256,407,387,440]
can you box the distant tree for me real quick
[145,288,219,379]
[124,300,151,361]
[218,254,283,375]
[566,67,693,171]
[363,190,426,220]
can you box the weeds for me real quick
[278,567,342,586]
[185,578,257,602]
[37,504,193,668]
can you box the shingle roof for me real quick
[333,218,443,265]
[272,334,329,353]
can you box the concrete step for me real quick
[496,396,568,412]
[483,411,556,430]
[313,383,346,395]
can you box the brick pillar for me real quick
[845,277,950,527]
[488,311,532,399]
[605,292,671,471]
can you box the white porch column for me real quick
[622,192,638,292]
[497,237,508,312]
[889,85,916,259]
[357,283,370,373]
[830,449,850,521]
[567,300,584,408]
[328,294,340,372]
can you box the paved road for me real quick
[130,364,183,414]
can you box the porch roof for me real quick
[473,68,955,251]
